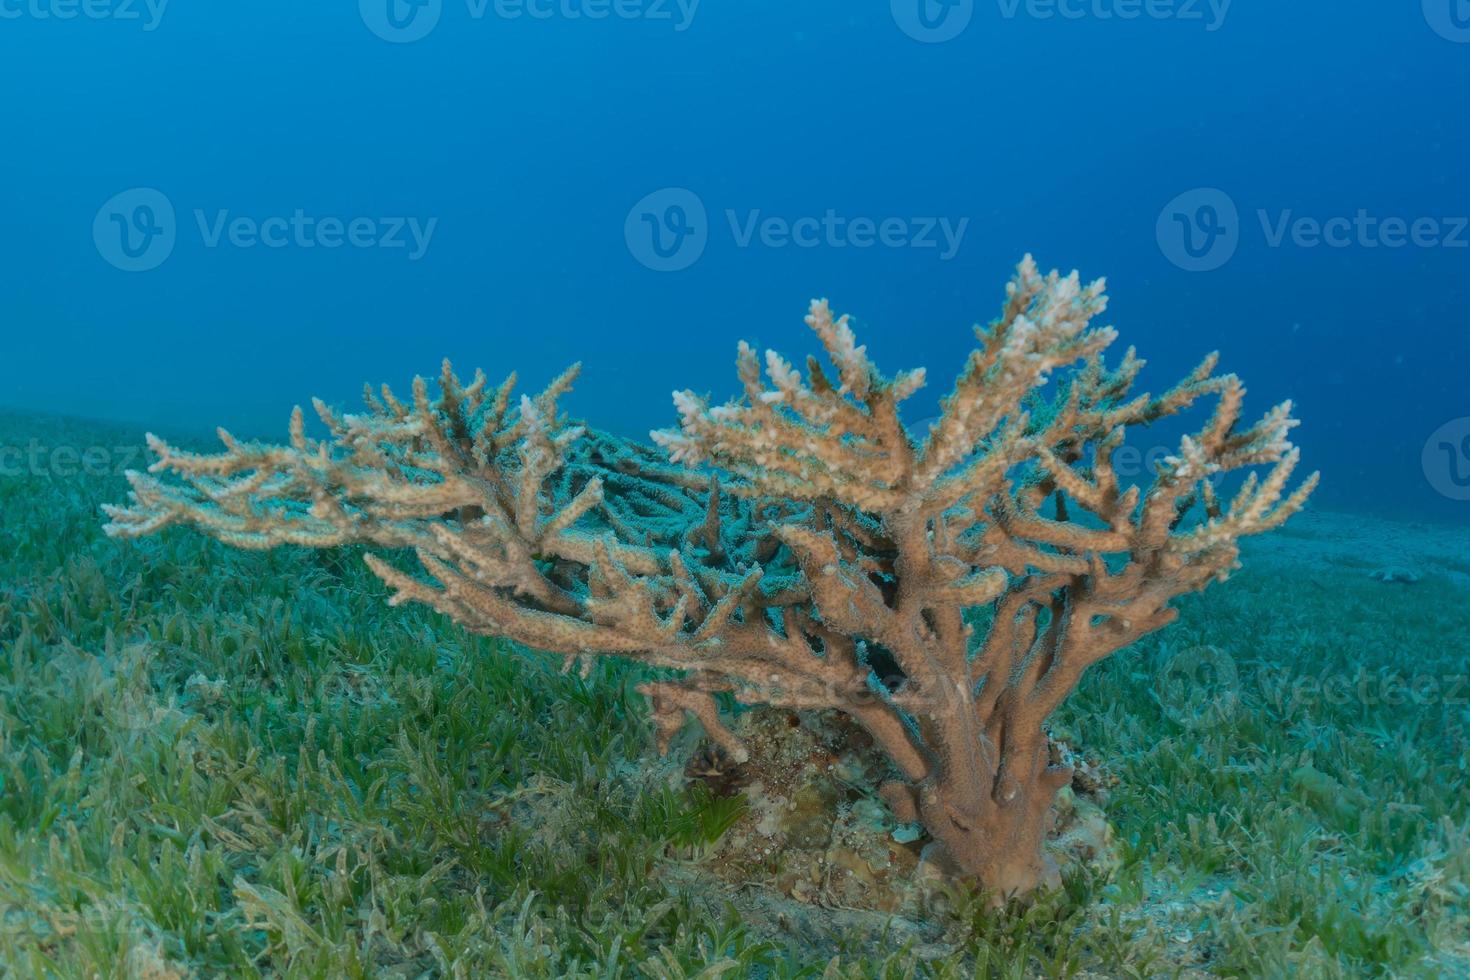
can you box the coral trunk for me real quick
[877,702,1072,898]
[920,769,1066,899]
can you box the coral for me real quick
[104,256,1316,898]
[678,707,1119,921]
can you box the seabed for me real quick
[1,408,1467,977]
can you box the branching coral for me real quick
[104,257,1316,897]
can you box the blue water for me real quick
[1,1,1466,521]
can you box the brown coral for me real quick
[104,256,1316,898]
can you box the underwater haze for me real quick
[6,3,1470,977]
[0,1,1466,522]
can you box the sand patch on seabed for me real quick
[1243,509,1470,587]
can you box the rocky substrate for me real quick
[655,705,1120,949]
